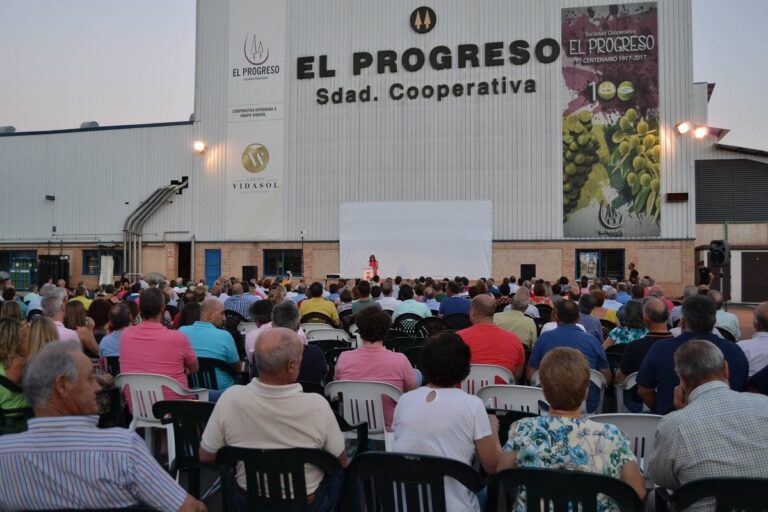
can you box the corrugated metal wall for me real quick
[0,0,700,243]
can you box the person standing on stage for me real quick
[369,255,379,278]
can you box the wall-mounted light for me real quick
[693,126,709,139]
[675,121,691,135]
[193,141,207,153]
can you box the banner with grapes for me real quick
[561,3,659,238]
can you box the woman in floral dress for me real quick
[499,348,646,511]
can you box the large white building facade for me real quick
[1,0,766,299]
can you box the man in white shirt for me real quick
[709,289,741,340]
[602,286,623,312]
[376,281,400,312]
[42,291,80,344]
[738,302,768,377]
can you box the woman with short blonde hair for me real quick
[26,316,58,361]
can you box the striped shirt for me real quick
[0,416,187,511]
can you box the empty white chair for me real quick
[591,413,662,483]
[615,372,650,413]
[461,364,515,395]
[476,385,548,414]
[115,373,209,472]
[304,327,352,343]
[325,380,402,450]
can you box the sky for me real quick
[0,0,766,151]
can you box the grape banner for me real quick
[561,3,660,238]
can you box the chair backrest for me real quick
[443,313,471,330]
[346,452,482,512]
[383,336,424,353]
[223,310,247,360]
[461,364,515,395]
[115,373,208,421]
[152,399,215,496]
[403,345,423,369]
[187,357,236,390]
[325,380,402,437]
[217,446,341,512]
[715,326,736,342]
[305,327,351,343]
[535,304,553,322]
[413,316,452,338]
[392,313,423,337]
[339,309,356,332]
[299,380,326,396]
[748,364,768,395]
[615,372,650,413]
[670,478,768,512]
[487,467,643,512]
[308,338,351,354]
[601,319,617,340]
[477,385,548,414]
[300,311,334,326]
[590,413,661,474]
[324,346,354,382]
[0,375,34,435]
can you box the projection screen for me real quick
[339,201,492,279]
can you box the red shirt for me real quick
[457,323,525,377]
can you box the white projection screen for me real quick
[340,201,492,279]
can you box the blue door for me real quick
[204,249,221,288]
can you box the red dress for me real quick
[369,260,378,277]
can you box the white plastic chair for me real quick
[301,323,342,334]
[325,380,402,450]
[461,364,515,395]
[591,413,662,484]
[615,372,650,413]
[115,373,209,472]
[304,327,352,343]
[476,385,548,414]
[529,369,606,415]
[238,322,258,335]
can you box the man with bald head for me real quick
[223,282,252,320]
[709,289,741,340]
[180,299,241,393]
[458,294,525,380]
[200,328,346,511]
[738,302,768,377]
[617,298,674,383]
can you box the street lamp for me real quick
[299,229,306,277]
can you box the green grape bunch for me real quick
[562,110,608,215]
[610,107,661,222]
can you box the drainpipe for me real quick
[190,234,196,282]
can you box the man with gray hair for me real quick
[42,289,80,344]
[670,285,698,327]
[200,328,346,511]
[647,340,768,493]
[493,287,537,348]
[0,341,205,512]
[602,286,622,312]
[709,289,741,340]
[737,302,768,377]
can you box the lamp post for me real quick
[299,229,306,277]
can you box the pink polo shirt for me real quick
[334,344,417,430]
[54,320,80,343]
[119,321,198,407]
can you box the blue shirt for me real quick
[579,313,603,342]
[616,291,631,304]
[0,416,187,511]
[179,321,239,390]
[99,329,123,357]
[528,324,609,412]
[438,296,470,316]
[637,331,749,414]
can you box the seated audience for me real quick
[120,288,199,405]
[616,282,631,304]
[244,299,274,361]
[335,308,418,429]
[647,340,768,490]
[603,301,648,349]
[223,283,252,321]
[350,281,380,316]
[637,295,748,414]
[98,303,133,358]
[200,328,345,512]
[42,289,80,344]
[393,331,502,512]
[177,302,201,328]
[459,295,525,381]
[617,298,673,381]
[493,288,537,349]
[376,281,400,311]
[578,294,604,343]
[392,284,431,320]
[589,289,618,324]
[68,285,92,310]
[180,299,241,392]
[86,298,112,342]
[670,285,698,327]
[438,280,471,317]
[709,289,741,340]
[500,348,645,507]
[63,300,100,356]
[526,300,611,412]
[336,289,353,313]
[299,282,340,326]
[0,341,205,511]
[737,301,768,377]
[423,287,440,312]
[26,316,58,360]
[602,286,622,312]
[530,283,553,308]
[0,318,27,411]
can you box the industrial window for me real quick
[263,250,303,277]
[0,251,37,290]
[575,249,625,281]
[696,159,768,222]
[81,250,124,276]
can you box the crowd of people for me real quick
[0,269,766,511]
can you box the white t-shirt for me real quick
[376,296,401,311]
[393,387,491,512]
